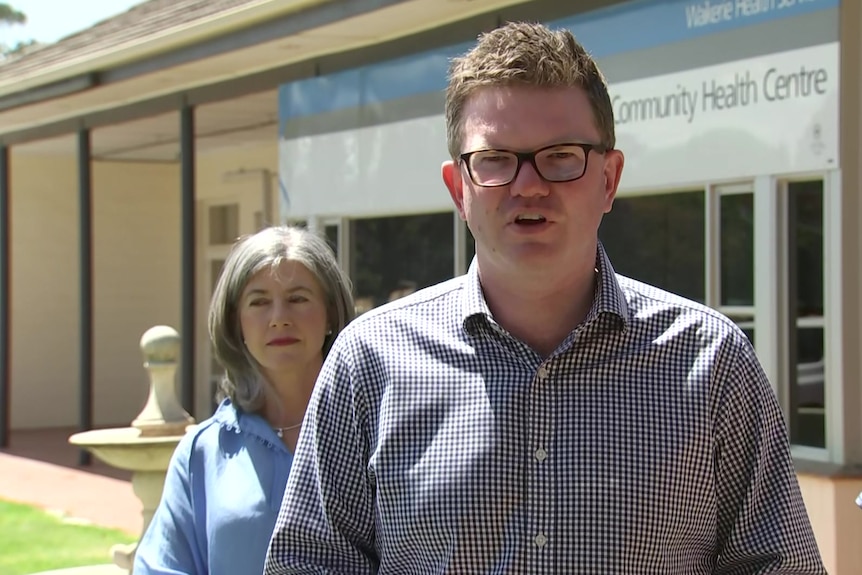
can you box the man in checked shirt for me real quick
[264,21,826,574]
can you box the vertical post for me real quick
[0,146,10,448]
[78,129,93,466]
[180,105,196,417]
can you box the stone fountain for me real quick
[63,325,196,574]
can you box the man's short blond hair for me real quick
[445,21,615,159]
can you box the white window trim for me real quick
[822,168,845,463]
[754,175,783,398]
[775,173,833,459]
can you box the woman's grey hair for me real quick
[208,225,355,413]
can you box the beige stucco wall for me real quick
[10,151,80,429]
[7,138,277,430]
[91,159,182,426]
[798,474,862,574]
[10,150,181,429]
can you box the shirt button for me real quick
[537,364,550,380]
[535,448,547,462]
[534,533,547,548]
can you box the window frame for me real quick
[612,174,837,462]
[708,182,756,342]
[305,167,844,464]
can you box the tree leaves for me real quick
[0,3,25,25]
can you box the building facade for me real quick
[0,0,860,571]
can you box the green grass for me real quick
[0,499,136,575]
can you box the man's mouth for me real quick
[514,214,547,225]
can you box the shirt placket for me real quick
[526,359,556,572]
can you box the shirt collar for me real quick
[212,398,292,453]
[591,241,630,332]
[461,256,493,331]
[212,397,240,427]
[461,241,630,335]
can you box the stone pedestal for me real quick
[63,325,196,575]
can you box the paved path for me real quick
[0,428,142,536]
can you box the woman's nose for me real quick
[269,303,291,327]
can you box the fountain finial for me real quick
[131,325,195,437]
[140,325,181,366]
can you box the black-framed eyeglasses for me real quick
[459,142,606,187]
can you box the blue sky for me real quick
[1,0,143,45]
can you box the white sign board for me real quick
[611,42,838,190]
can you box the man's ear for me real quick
[442,160,466,220]
[601,149,625,213]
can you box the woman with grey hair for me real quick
[134,225,354,575]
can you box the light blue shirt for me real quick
[135,398,293,575]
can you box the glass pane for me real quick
[727,314,755,346]
[210,260,225,292]
[208,204,239,246]
[787,180,825,448]
[324,224,339,259]
[600,191,705,302]
[794,327,825,448]
[792,182,824,318]
[350,212,454,314]
[720,193,754,306]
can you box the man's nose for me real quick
[509,159,549,198]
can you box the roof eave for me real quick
[0,0,330,102]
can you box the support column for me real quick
[0,146,10,448]
[180,105,196,417]
[77,129,94,466]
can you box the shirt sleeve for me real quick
[264,336,378,575]
[713,333,827,574]
[133,430,206,575]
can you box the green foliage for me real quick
[0,3,33,58]
[0,3,25,25]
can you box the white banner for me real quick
[611,42,838,190]
[278,42,839,219]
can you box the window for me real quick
[326,175,830,455]
[350,212,454,314]
[786,180,825,449]
[600,188,755,340]
[208,204,239,246]
[718,188,755,344]
[600,190,706,303]
[324,222,340,260]
[284,219,307,229]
